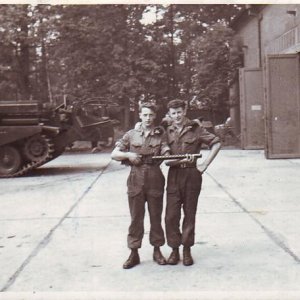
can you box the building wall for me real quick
[261,5,300,55]
[235,17,260,68]
[229,11,260,138]
[232,4,300,153]
[237,5,300,65]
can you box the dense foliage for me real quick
[0,4,243,126]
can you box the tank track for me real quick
[0,134,55,178]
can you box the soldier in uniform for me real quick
[164,99,221,266]
[111,102,170,269]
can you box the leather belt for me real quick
[171,163,196,169]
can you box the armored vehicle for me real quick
[0,99,113,178]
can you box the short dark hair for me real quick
[139,102,157,113]
[167,99,186,110]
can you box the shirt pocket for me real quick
[183,137,198,152]
[130,141,142,152]
[148,140,161,155]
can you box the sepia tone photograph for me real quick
[0,3,300,300]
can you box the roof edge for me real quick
[230,4,267,29]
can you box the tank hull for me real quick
[0,99,114,177]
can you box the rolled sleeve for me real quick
[115,131,130,151]
[197,127,220,148]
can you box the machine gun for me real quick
[151,154,202,160]
[121,153,202,166]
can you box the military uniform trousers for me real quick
[127,164,165,249]
[165,167,202,248]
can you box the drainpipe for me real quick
[248,6,263,68]
[258,14,263,68]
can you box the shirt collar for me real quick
[136,125,155,136]
[169,117,190,132]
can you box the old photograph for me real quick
[0,3,300,300]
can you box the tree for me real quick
[144,5,243,103]
[0,4,243,126]
[0,5,32,99]
[188,24,242,122]
[0,4,59,101]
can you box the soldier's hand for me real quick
[127,152,142,165]
[180,154,196,163]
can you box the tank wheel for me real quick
[23,134,54,162]
[0,145,22,176]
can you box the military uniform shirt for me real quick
[166,117,220,155]
[116,126,170,197]
[165,117,220,248]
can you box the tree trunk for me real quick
[16,6,31,100]
[123,96,130,130]
[40,38,50,103]
[169,4,176,99]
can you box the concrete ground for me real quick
[0,149,300,299]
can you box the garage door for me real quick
[239,68,265,149]
[265,54,300,158]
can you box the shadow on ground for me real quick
[29,165,107,177]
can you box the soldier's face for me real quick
[168,107,185,125]
[139,107,156,127]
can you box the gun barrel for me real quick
[152,154,202,160]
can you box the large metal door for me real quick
[265,54,300,158]
[239,68,265,149]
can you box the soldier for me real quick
[164,99,221,266]
[111,102,169,269]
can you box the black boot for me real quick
[123,249,140,269]
[153,247,167,265]
[183,247,193,266]
[167,248,180,265]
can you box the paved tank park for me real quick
[0,149,299,300]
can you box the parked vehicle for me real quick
[0,98,113,177]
